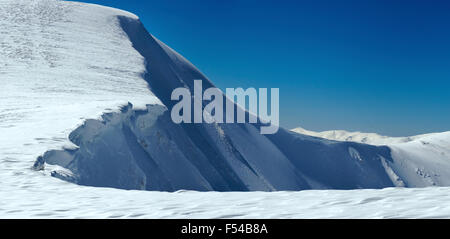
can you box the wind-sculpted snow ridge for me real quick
[40,102,400,191]
[36,12,401,191]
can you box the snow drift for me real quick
[39,102,399,191]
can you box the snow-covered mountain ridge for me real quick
[28,1,400,191]
[2,0,450,218]
[292,128,450,187]
[291,127,437,145]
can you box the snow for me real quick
[388,132,450,187]
[2,186,450,218]
[0,0,160,174]
[1,0,450,218]
[0,0,162,216]
[292,127,450,187]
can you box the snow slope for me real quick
[0,0,160,185]
[1,0,450,218]
[292,128,450,187]
[387,132,450,187]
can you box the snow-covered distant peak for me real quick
[291,127,436,145]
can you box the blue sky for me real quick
[78,0,450,136]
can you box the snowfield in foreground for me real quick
[2,185,450,219]
[1,0,450,218]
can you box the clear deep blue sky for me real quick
[78,0,450,136]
